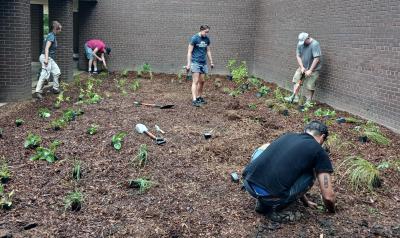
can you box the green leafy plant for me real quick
[273,88,285,103]
[64,190,83,211]
[134,144,148,167]
[15,119,24,127]
[257,86,270,97]
[223,87,241,97]
[314,108,336,118]
[377,161,390,170]
[111,132,127,151]
[24,133,42,149]
[226,59,248,85]
[248,76,262,88]
[0,184,14,210]
[303,115,311,124]
[121,68,129,77]
[129,80,140,91]
[77,79,102,104]
[137,63,153,79]
[360,121,390,146]
[115,79,128,96]
[72,159,82,181]
[54,91,70,109]
[62,109,77,122]
[38,108,51,118]
[30,140,61,163]
[0,158,10,183]
[128,178,154,194]
[248,103,257,110]
[340,156,381,191]
[87,124,99,135]
[50,118,66,131]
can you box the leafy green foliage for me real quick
[222,87,241,97]
[38,108,51,118]
[15,119,24,127]
[226,60,248,85]
[248,77,262,88]
[87,124,99,135]
[314,108,336,118]
[377,161,390,170]
[129,80,140,91]
[50,118,66,130]
[77,78,102,104]
[134,144,148,167]
[30,140,61,163]
[0,158,10,183]
[359,121,391,146]
[258,86,270,97]
[24,133,42,149]
[111,132,127,151]
[0,184,14,209]
[121,69,129,77]
[129,178,153,194]
[115,79,128,96]
[341,156,381,191]
[72,159,82,181]
[303,115,311,124]
[54,91,70,108]
[273,88,285,103]
[62,109,77,122]
[64,190,83,211]
[248,103,257,110]
[137,63,153,79]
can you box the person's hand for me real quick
[300,67,306,74]
[44,60,48,66]
[305,69,313,77]
[210,63,214,69]
[306,200,318,209]
[185,64,190,72]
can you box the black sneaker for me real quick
[51,88,60,94]
[255,200,273,214]
[197,97,207,104]
[192,100,201,107]
[33,92,43,100]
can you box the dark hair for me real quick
[105,47,111,55]
[200,25,210,31]
[304,120,329,139]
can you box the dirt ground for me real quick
[0,72,399,237]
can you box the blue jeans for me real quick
[84,44,94,60]
[191,62,208,74]
[245,145,315,210]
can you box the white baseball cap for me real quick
[298,32,309,46]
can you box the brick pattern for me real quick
[253,0,400,132]
[49,0,74,81]
[78,0,256,73]
[0,0,31,102]
[30,4,43,62]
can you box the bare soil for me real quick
[0,72,399,237]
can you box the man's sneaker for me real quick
[192,100,201,107]
[33,92,43,100]
[255,200,273,214]
[284,94,295,103]
[51,88,60,94]
[197,97,207,104]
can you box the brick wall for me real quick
[78,0,256,73]
[0,0,31,102]
[49,0,74,81]
[30,4,43,62]
[253,0,400,132]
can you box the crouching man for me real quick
[243,121,335,215]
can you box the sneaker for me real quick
[284,95,295,103]
[197,97,207,104]
[255,200,273,214]
[192,100,201,107]
[51,88,60,94]
[33,92,43,100]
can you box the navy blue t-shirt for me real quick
[41,32,57,59]
[243,133,333,197]
[190,33,210,64]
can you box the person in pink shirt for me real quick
[84,39,111,73]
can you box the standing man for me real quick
[84,39,111,74]
[34,21,62,100]
[243,121,335,215]
[185,25,214,107]
[285,32,322,106]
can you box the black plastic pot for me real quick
[71,202,81,212]
[281,109,289,117]
[358,136,369,143]
[372,177,382,188]
[226,75,233,81]
[129,180,141,189]
[1,177,9,184]
[203,132,212,140]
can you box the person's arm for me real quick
[44,41,52,66]
[92,48,103,62]
[101,53,107,69]
[186,44,194,70]
[207,46,214,68]
[317,172,336,213]
[305,57,320,76]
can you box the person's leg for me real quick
[191,72,200,101]
[277,173,315,210]
[93,58,98,73]
[84,44,93,72]
[304,71,319,102]
[285,68,303,103]
[35,54,51,94]
[197,73,205,97]
[88,59,93,73]
[196,65,209,103]
[50,58,61,92]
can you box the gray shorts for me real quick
[191,62,208,74]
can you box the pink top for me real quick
[86,39,106,53]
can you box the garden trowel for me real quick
[135,123,166,145]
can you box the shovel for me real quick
[134,101,174,109]
[291,72,305,103]
[135,123,166,145]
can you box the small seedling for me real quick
[0,158,10,184]
[30,140,61,163]
[377,161,390,170]
[314,108,336,118]
[129,80,140,91]
[54,91,70,109]
[248,76,262,88]
[62,109,77,122]
[86,124,99,135]
[38,108,51,118]
[303,115,311,124]
[50,118,66,131]
[258,86,270,97]
[141,63,153,80]
[64,190,83,211]
[72,159,82,181]
[15,119,24,127]
[340,156,381,191]
[273,88,285,103]
[111,132,127,151]
[121,69,129,77]
[115,79,128,96]
[0,128,3,138]
[0,184,14,210]
[128,178,153,194]
[24,133,42,149]
[248,103,257,110]
[134,144,148,167]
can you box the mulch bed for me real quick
[0,72,399,237]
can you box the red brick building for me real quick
[0,0,399,132]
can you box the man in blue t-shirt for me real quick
[243,121,336,215]
[185,25,214,107]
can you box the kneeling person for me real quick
[243,121,335,214]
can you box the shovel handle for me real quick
[141,103,157,107]
[144,130,157,140]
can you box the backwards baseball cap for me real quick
[105,46,111,55]
[298,32,309,46]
